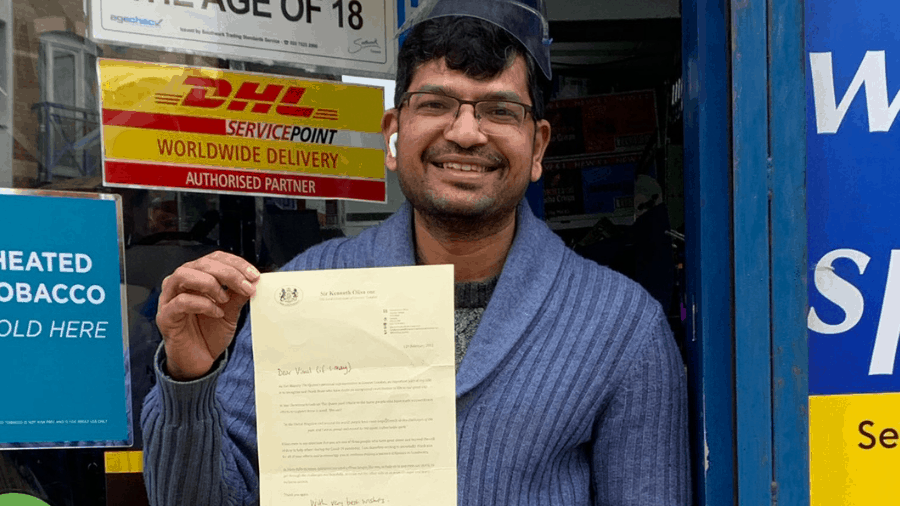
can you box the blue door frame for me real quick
[682,0,808,504]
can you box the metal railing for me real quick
[32,101,100,182]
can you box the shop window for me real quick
[35,31,101,181]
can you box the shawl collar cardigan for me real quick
[292,200,568,397]
[142,200,690,506]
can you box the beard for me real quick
[395,143,528,240]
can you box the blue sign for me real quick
[807,1,900,395]
[0,190,130,446]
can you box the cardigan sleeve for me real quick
[590,314,691,505]
[141,320,261,506]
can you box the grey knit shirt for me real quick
[454,277,498,372]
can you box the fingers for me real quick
[159,251,260,307]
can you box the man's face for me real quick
[381,56,551,223]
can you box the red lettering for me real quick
[181,77,232,108]
[157,138,175,155]
[267,148,277,164]
[234,82,283,114]
[276,86,313,117]
[253,146,261,163]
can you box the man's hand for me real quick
[156,251,260,381]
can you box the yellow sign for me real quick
[104,450,143,474]
[810,392,900,505]
[99,59,386,202]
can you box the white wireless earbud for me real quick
[389,132,398,157]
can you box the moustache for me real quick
[422,144,507,168]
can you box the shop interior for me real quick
[0,1,688,504]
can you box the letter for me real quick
[157,138,175,155]
[309,180,315,193]
[282,0,303,21]
[87,285,105,305]
[329,152,339,168]
[870,250,900,375]
[859,420,877,449]
[227,119,238,135]
[311,151,320,167]
[300,126,312,142]
[69,285,86,304]
[15,283,32,302]
[268,148,277,164]
[59,253,74,272]
[26,252,44,271]
[33,284,52,303]
[49,320,64,338]
[186,171,198,185]
[0,282,12,302]
[304,0,320,22]
[315,128,328,143]
[202,0,226,10]
[254,146,261,162]
[253,0,272,17]
[0,320,9,337]
[300,150,312,165]
[290,126,302,141]
[810,51,900,134]
[327,129,337,144]
[52,284,68,303]
[187,140,198,158]
[0,250,5,269]
[75,253,92,273]
[174,140,187,157]
[881,428,899,449]
[220,143,235,160]
[247,121,257,139]
[27,320,41,337]
[41,252,57,271]
[808,248,869,334]
[95,321,108,339]
[227,0,250,14]
[8,251,22,270]
[79,321,95,338]
[66,321,78,338]
[265,177,275,190]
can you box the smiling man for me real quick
[142,1,690,505]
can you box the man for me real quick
[142,1,690,504]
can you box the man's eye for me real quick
[417,100,453,111]
[482,104,521,121]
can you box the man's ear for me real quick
[381,108,400,173]
[530,119,551,182]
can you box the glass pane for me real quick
[53,52,75,106]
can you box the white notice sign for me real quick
[250,265,457,506]
[89,0,397,78]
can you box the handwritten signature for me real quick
[350,38,381,54]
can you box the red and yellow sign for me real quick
[99,59,386,201]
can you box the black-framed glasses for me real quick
[399,92,534,136]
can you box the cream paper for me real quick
[250,265,456,506]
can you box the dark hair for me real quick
[395,16,550,120]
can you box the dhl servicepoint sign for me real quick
[99,59,386,202]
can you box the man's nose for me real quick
[443,104,489,148]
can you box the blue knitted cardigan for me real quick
[141,201,690,506]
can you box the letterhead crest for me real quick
[276,286,302,306]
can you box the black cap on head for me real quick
[400,0,552,80]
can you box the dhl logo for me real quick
[153,76,339,121]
